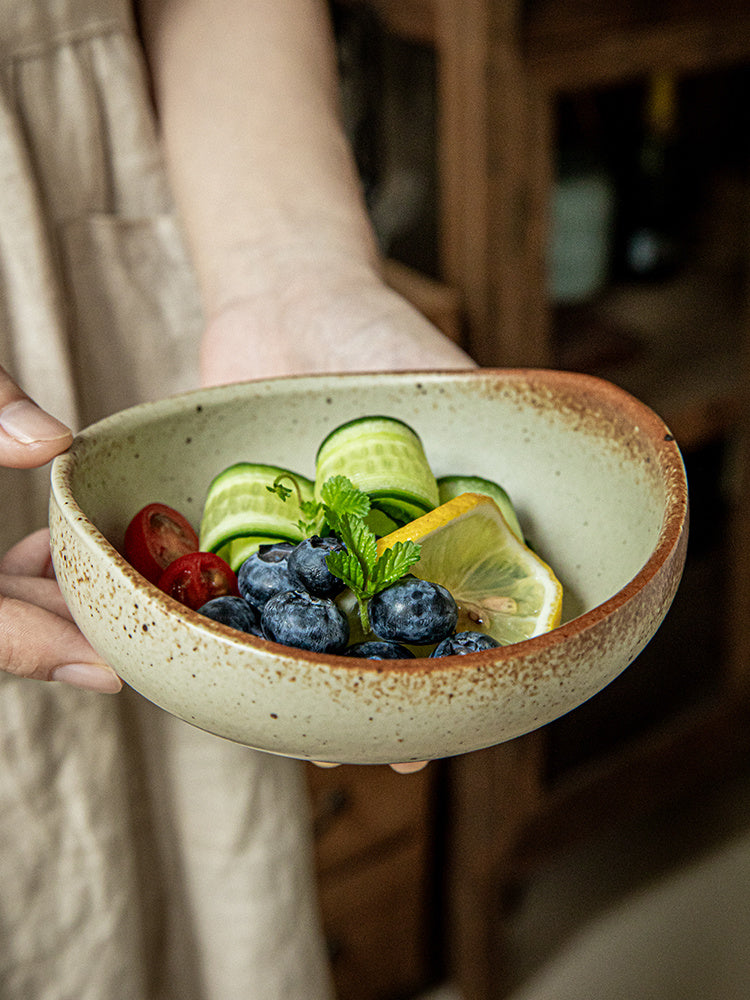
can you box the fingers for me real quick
[0,594,121,691]
[0,528,57,579]
[0,368,112,693]
[389,761,429,774]
[0,573,75,620]
[0,534,121,690]
[0,527,120,692]
[0,365,73,468]
[311,760,429,772]
[1,531,70,621]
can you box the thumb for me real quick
[0,364,73,468]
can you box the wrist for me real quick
[198,205,381,320]
[199,252,381,384]
[199,268,473,388]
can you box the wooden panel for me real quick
[727,324,750,692]
[525,1,750,91]
[514,698,750,869]
[435,0,493,360]
[445,735,545,1000]
[322,7,750,1000]
[484,30,554,365]
[554,269,748,451]
[336,0,437,45]
[307,762,433,874]
[435,0,554,366]
[434,0,491,264]
[319,836,436,1000]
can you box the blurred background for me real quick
[308,2,750,998]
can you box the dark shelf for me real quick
[524,0,750,91]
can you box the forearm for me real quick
[138,0,473,382]
[138,0,379,316]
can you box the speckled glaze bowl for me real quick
[49,370,688,764]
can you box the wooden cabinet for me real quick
[320,4,750,1000]
[307,762,441,1000]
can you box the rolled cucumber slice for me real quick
[437,474,524,542]
[200,462,314,553]
[315,416,439,512]
[370,495,432,527]
[364,508,399,537]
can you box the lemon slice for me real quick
[377,493,563,646]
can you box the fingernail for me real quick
[390,760,429,774]
[52,663,122,693]
[0,399,72,444]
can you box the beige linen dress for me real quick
[0,2,333,998]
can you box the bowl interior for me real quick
[63,370,682,629]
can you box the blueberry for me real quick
[431,631,502,657]
[368,576,458,646]
[345,640,415,660]
[197,595,262,636]
[261,589,350,654]
[287,535,346,598]
[237,542,295,610]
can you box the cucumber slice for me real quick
[368,489,433,512]
[370,496,431,527]
[364,508,400,537]
[437,475,524,542]
[200,463,314,553]
[315,416,438,512]
[316,414,421,459]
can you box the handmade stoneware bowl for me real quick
[49,370,688,764]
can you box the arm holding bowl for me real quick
[138,0,474,386]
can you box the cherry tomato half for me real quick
[124,502,199,584]
[157,552,239,610]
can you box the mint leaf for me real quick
[323,501,421,632]
[267,480,293,502]
[297,498,323,536]
[268,474,324,534]
[273,472,424,634]
[325,549,365,594]
[320,475,370,521]
[333,514,377,571]
[368,540,421,595]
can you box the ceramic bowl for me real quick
[49,370,688,764]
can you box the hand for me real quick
[199,258,474,386]
[313,760,428,774]
[0,366,121,692]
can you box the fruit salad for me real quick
[122,416,562,659]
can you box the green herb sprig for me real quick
[268,474,420,632]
